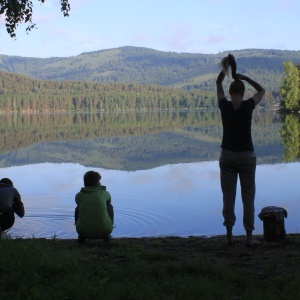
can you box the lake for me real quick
[1,110,299,239]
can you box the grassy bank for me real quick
[0,234,300,300]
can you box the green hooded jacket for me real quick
[75,186,113,239]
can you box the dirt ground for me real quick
[145,234,300,275]
[92,234,300,276]
[65,233,300,276]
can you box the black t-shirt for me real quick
[219,98,255,152]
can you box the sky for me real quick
[0,0,300,58]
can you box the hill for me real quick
[1,47,300,95]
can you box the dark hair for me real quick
[229,80,245,95]
[83,171,101,187]
[0,178,13,186]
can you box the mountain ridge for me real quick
[1,46,300,94]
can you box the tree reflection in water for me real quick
[280,114,300,162]
[0,110,299,238]
[0,110,289,170]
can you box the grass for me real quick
[0,235,300,299]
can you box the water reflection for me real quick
[1,111,299,238]
[5,162,300,239]
[280,114,300,162]
[0,110,286,169]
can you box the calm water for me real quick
[1,110,299,238]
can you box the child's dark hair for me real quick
[0,178,13,186]
[83,171,101,187]
[229,80,245,96]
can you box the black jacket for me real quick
[0,183,25,217]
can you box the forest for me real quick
[1,47,300,112]
[2,47,300,89]
[0,71,218,112]
[0,70,275,112]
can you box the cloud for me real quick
[165,29,193,52]
[159,23,196,52]
[205,34,228,44]
[127,172,153,184]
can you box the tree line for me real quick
[0,71,218,112]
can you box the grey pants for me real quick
[219,149,256,231]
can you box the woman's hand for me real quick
[236,73,247,80]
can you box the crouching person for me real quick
[75,171,114,244]
[0,178,25,234]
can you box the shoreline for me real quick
[1,233,300,299]
[3,232,300,241]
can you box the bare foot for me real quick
[226,227,234,245]
[226,237,234,246]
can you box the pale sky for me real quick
[0,0,299,58]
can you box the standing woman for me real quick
[216,54,265,246]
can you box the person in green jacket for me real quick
[75,171,114,243]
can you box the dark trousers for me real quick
[219,149,256,231]
[0,212,15,231]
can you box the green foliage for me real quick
[0,71,216,112]
[1,47,300,105]
[280,114,300,161]
[0,0,70,38]
[280,62,300,111]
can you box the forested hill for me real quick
[1,47,300,94]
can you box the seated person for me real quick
[75,171,114,243]
[0,178,25,233]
